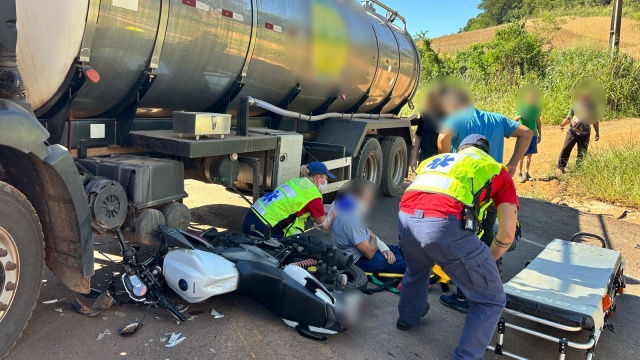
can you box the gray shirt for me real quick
[331,211,369,263]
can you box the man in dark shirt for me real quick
[409,86,445,172]
[557,105,600,173]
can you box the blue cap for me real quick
[459,134,490,154]
[307,161,336,179]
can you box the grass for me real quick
[568,143,640,207]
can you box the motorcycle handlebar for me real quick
[158,296,187,322]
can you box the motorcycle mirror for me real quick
[119,304,151,336]
[120,322,142,336]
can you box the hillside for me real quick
[431,16,640,58]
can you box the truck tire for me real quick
[380,136,408,197]
[0,182,44,358]
[352,137,383,187]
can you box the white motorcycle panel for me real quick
[283,265,335,305]
[164,249,239,303]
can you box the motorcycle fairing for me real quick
[234,260,345,333]
[163,249,239,303]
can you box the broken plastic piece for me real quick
[70,292,115,317]
[210,309,224,319]
[115,311,126,317]
[42,298,66,304]
[165,337,185,348]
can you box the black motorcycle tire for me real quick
[339,265,368,292]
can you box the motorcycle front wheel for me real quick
[338,265,368,292]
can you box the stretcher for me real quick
[488,233,626,360]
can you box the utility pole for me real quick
[609,0,623,56]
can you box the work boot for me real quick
[396,302,430,331]
[517,173,526,183]
[439,293,470,314]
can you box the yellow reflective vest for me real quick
[407,147,504,230]
[251,177,322,236]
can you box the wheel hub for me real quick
[364,155,379,183]
[0,226,19,322]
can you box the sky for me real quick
[373,0,483,38]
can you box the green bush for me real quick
[569,143,640,207]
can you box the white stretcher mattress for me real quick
[504,239,622,330]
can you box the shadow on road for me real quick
[189,203,248,232]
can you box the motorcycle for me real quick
[106,226,368,341]
[200,227,369,292]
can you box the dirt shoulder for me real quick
[504,117,640,223]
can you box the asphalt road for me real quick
[7,181,640,360]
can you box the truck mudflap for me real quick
[0,99,94,293]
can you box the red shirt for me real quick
[400,167,519,218]
[296,198,325,218]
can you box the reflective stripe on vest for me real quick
[407,147,503,207]
[251,177,321,235]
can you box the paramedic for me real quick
[242,161,334,238]
[397,134,519,360]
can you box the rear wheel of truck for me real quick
[0,182,45,358]
[380,136,408,197]
[352,137,383,187]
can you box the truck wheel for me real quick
[352,137,383,187]
[0,182,44,358]
[380,136,408,197]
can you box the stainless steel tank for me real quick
[17,0,420,118]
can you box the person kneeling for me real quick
[332,180,406,274]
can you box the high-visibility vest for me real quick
[407,147,504,228]
[251,177,322,236]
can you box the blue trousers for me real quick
[397,212,506,360]
[355,245,407,274]
[241,209,285,239]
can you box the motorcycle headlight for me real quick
[123,274,148,301]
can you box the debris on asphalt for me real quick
[177,304,189,313]
[210,349,216,354]
[70,292,115,317]
[165,333,185,348]
[102,317,109,320]
[55,308,62,313]
[211,309,224,319]
[160,337,168,342]
[187,315,197,321]
[42,298,65,304]
[96,329,112,340]
[115,311,126,317]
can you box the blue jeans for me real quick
[355,245,406,274]
[397,212,506,360]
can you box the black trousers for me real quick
[557,130,590,170]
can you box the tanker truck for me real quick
[0,0,419,355]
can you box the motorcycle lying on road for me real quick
[80,226,368,341]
